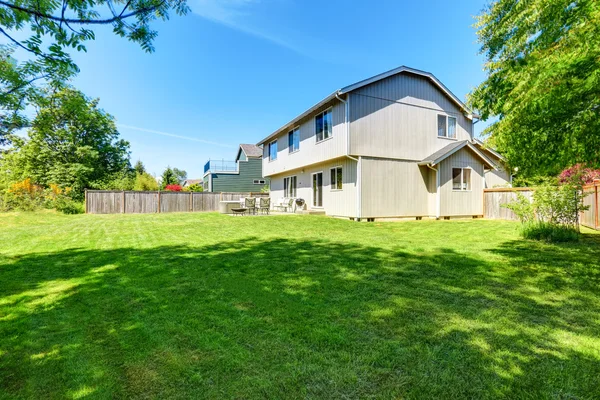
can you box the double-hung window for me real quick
[452,168,471,191]
[438,115,457,139]
[330,167,342,190]
[269,140,277,161]
[315,109,332,142]
[284,176,297,197]
[288,128,300,153]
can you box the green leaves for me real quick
[470,0,600,178]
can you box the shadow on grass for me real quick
[1,237,599,399]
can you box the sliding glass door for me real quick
[312,172,323,207]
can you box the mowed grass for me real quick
[1,212,600,399]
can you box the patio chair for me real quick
[259,197,271,214]
[282,198,295,213]
[244,197,257,215]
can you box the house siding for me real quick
[360,158,433,218]
[439,148,485,216]
[209,158,268,192]
[349,72,472,161]
[262,100,347,177]
[269,157,357,217]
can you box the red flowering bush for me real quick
[164,184,183,192]
[559,164,600,186]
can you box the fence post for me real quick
[122,191,125,214]
[189,191,193,212]
[85,190,88,214]
[157,191,161,213]
[594,182,600,230]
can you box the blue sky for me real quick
[65,0,491,178]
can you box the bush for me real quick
[54,197,85,214]
[165,184,182,192]
[185,183,203,192]
[2,178,45,211]
[521,222,580,242]
[134,172,159,191]
[503,181,586,243]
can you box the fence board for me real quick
[484,188,534,220]
[86,191,268,214]
[581,183,599,230]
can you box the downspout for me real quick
[426,164,440,219]
[336,92,361,220]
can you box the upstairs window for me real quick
[288,128,300,153]
[330,167,342,190]
[452,168,471,191]
[438,115,457,139]
[315,109,332,142]
[269,140,277,161]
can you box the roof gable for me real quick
[419,140,497,170]
[239,144,263,158]
[257,65,475,146]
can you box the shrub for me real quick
[3,178,45,211]
[503,181,587,243]
[165,184,182,192]
[134,172,159,191]
[521,222,580,243]
[54,197,85,214]
[185,183,203,192]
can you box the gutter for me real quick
[336,92,361,221]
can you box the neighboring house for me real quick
[182,179,202,188]
[257,65,511,220]
[203,144,269,192]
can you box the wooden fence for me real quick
[483,188,534,220]
[581,181,599,230]
[85,191,269,214]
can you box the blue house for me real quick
[203,144,268,192]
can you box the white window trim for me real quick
[452,166,473,192]
[315,107,333,143]
[269,140,278,162]
[437,114,458,140]
[311,171,324,208]
[288,126,300,154]
[330,166,343,191]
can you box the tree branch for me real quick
[0,0,167,25]
[1,74,49,97]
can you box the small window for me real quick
[452,168,471,191]
[288,128,300,153]
[438,115,457,139]
[315,109,332,142]
[269,140,277,161]
[330,167,342,190]
[284,176,297,197]
[253,179,266,185]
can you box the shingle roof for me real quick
[183,179,203,186]
[419,140,497,169]
[240,144,263,158]
[420,141,469,165]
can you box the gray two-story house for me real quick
[203,144,268,192]
[257,66,510,220]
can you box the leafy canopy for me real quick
[469,0,600,178]
[0,0,189,140]
[0,87,131,198]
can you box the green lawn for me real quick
[1,212,599,399]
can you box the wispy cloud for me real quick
[117,124,235,148]
[190,0,304,55]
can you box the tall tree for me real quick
[0,88,131,198]
[0,0,189,142]
[469,0,600,178]
[173,167,187,185]
[160,166,178,188]
[134,160,146,175]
